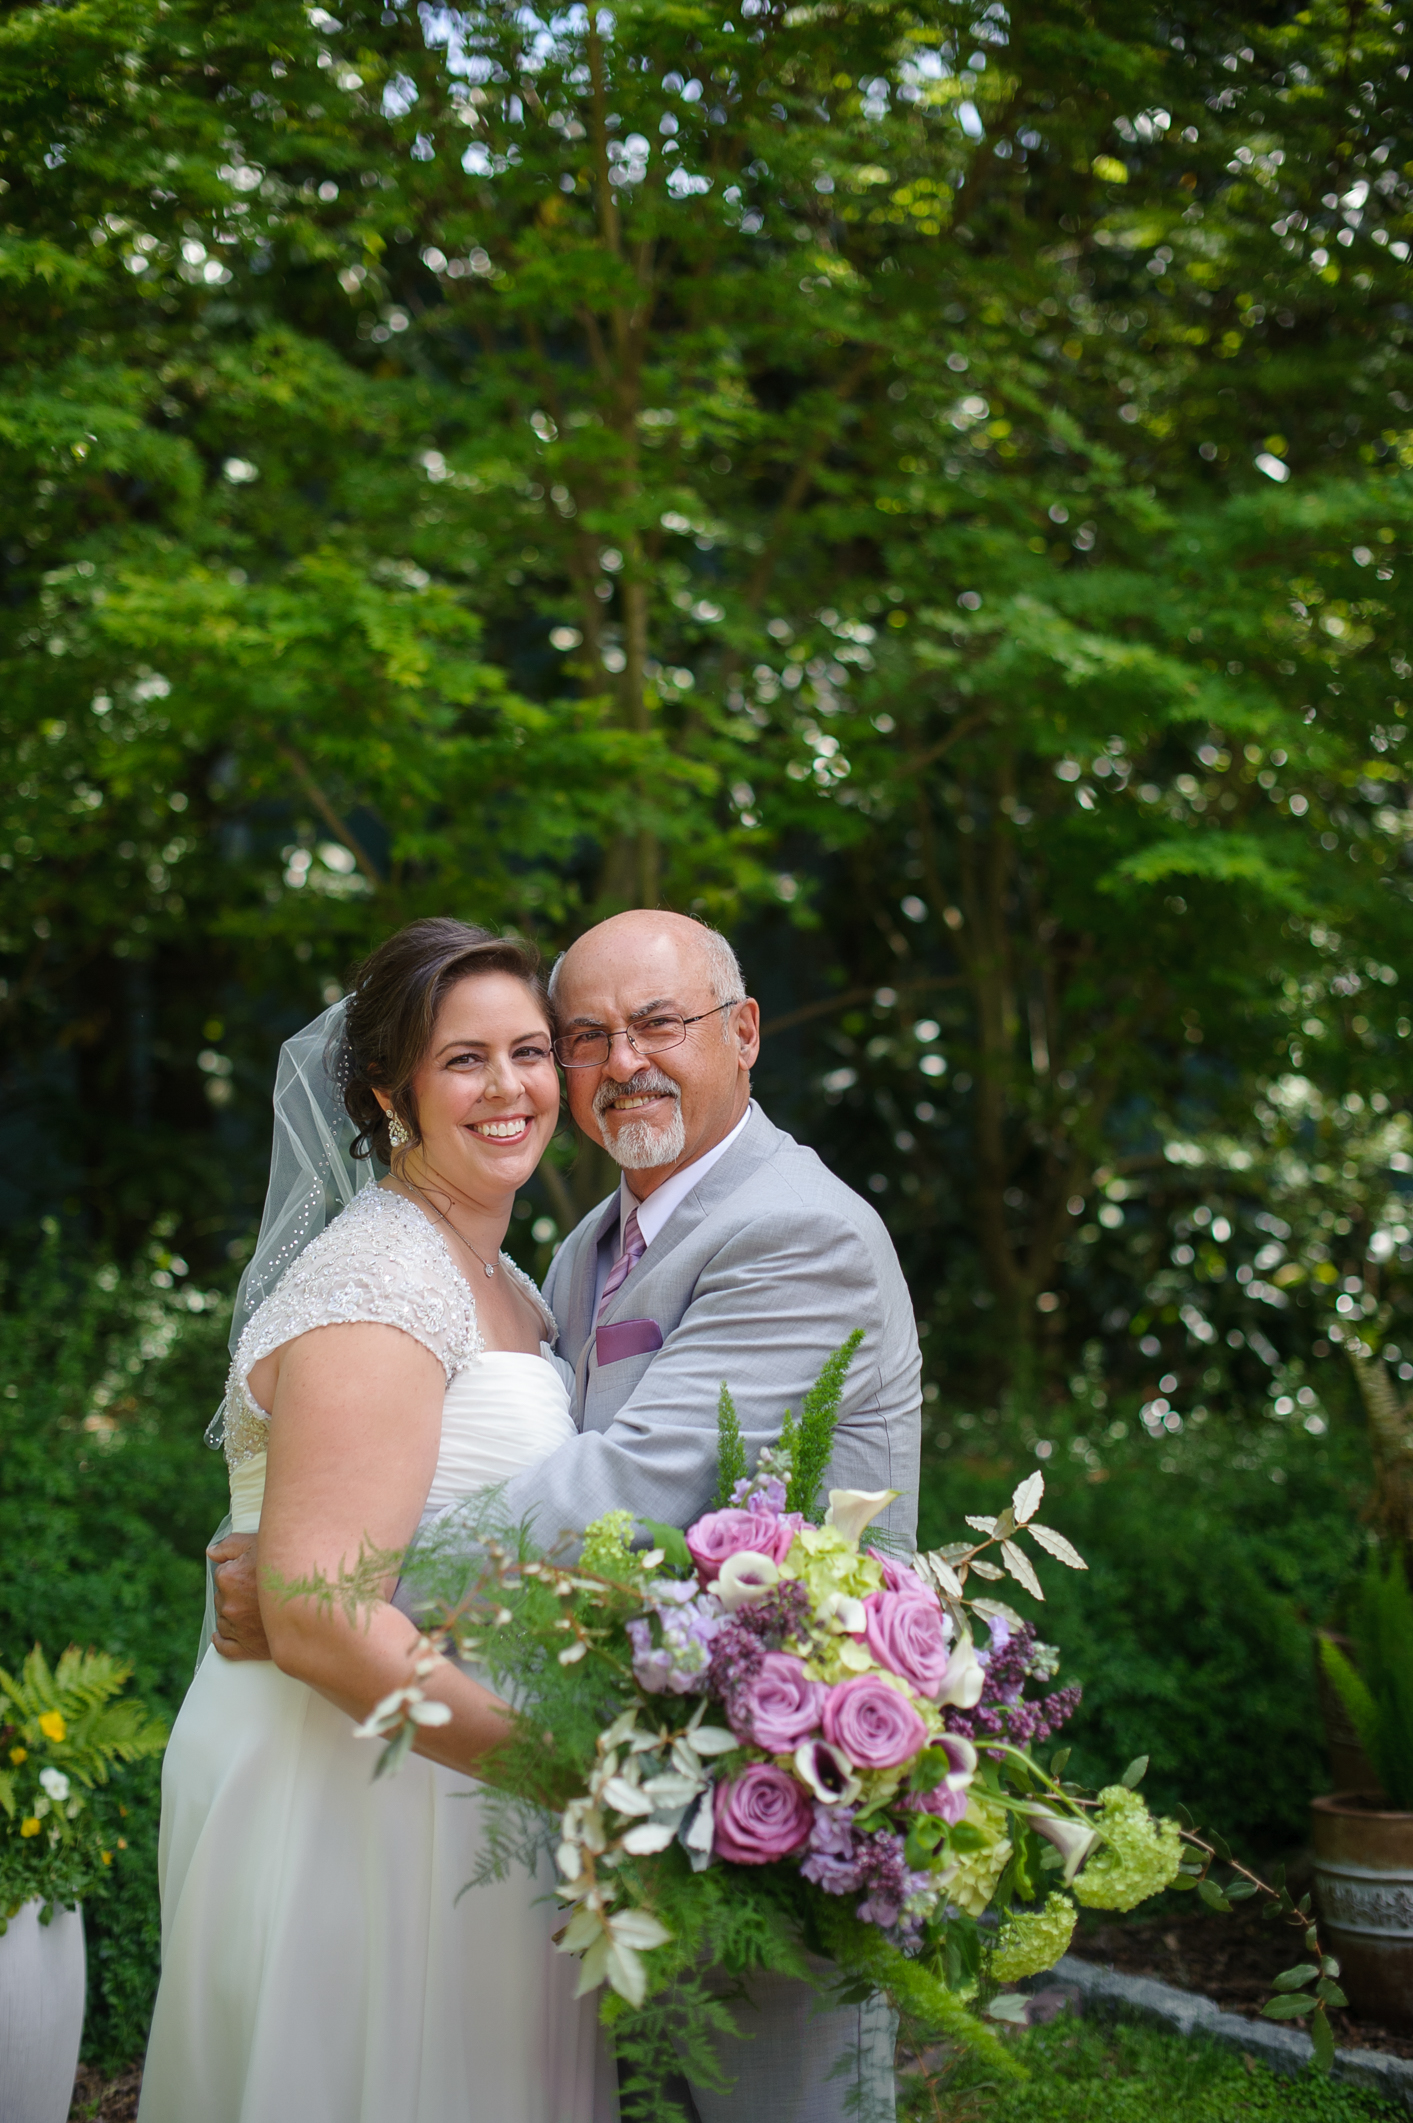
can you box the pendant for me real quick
[484,1262,496,1278]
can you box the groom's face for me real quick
[554,915,760,1196]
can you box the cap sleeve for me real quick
[222,1188,481,1468]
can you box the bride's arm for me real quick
[257,1324,510,1777]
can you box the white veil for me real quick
[205,999,379,1450]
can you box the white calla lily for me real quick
[935,1633,986,1709]
[818,1590,868,1635]
[1024,1804,1100,1883]
[794,1738,863,1806]
[714,1549,780,1611]
[824,1488,899,1544]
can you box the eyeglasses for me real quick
[553,1002,738,1070]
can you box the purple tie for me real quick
[597,1207,645,1320]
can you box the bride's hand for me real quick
[209,1533,273,1661]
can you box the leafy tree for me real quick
[2,0,1410,1407]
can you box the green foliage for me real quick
[809,1895,1022,2082]
[0,0,1408,1427]
[713,1382,748,1510]
[920,1397,1372,1851]
[930,2017,1403,2123]
[0,1230,231,2064]
[0,1645,167,1927]
[0,1644,168,1790]
[782,1328,866,1519]
[1321,1550,1413,1808]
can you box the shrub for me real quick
[0,1228,230,2066]
[918,1399,1371,1854]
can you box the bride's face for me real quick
[403,972,559,1201]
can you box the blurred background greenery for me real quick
[3,0,1412,2069]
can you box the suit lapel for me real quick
[597,1106,784,1321]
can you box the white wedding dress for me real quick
[140,1186,616,2123]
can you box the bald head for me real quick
[551,911,759,1199]
[550,911,744,1012]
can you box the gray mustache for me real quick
[591,1069,681,1121]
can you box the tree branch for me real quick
[271,737,383,889]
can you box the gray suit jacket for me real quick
[496,1105,921,1550]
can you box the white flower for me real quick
[715,1550,780,1611]
[557,1900,673,2007]
[794,1738,862,1807]
[818,1590,868,1635]
[824,1488,899,1544]
[936,1633,985,1709]
[39,1768,70,1804]
[1024,1804,1101,1883]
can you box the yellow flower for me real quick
[38,1712,66,1744]
[20,1817,42,1838]
[8,1746,26,1765]
[100,1851,112,1866]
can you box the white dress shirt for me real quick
[593,1102,755,1315]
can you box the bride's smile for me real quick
[391,970,561,1209]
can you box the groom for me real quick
[213,908,921,2121]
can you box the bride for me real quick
[140,919,616,2123]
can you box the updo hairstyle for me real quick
[336,919,549,1165]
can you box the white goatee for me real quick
[593,1069,686,1170]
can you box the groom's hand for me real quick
[208,1533,273,1661]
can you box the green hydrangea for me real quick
[990,1893,1077,1982]
[946,1795,1013,1917]
[580,1510,638,1578]
[786,1525,885,1608]
[1071,1786,1183,1912]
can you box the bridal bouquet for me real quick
[353,1336,1229,2112]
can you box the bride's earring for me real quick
[386,1107,411,1151]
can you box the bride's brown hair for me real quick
[337,919,549,1165]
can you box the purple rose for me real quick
[867,1550,934,1603]
[821,1675,929,1770]
[713,1764,813,1864]
[686,1508,797,1581]
[734,1652,826,1753]
[862,1590,951,1699]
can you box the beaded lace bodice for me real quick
[221,1185,556,1471]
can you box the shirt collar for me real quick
[619,1101,755,1251]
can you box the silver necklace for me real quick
[404,1176,498,1279]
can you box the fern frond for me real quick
[811,1897,1025,2078]
[1320,1634,1381,1778]
[265,1540,409,1627]
[1347,1553,1413,1808]
[714,1382,748,1509]
[786,1330,866,1518]
[0,1646,167,1783]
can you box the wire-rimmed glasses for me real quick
[552,1001,737,1070]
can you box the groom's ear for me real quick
[734,998,761,1067]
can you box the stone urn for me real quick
[0,1898,87,2122]
[1312,1792,1413,2031]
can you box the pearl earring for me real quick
[386,1108,411,1151]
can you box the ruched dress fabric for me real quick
[139,1187,616,2123]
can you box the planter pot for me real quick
[0,1899,86,2123]
[1312,1792,1413,2032]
